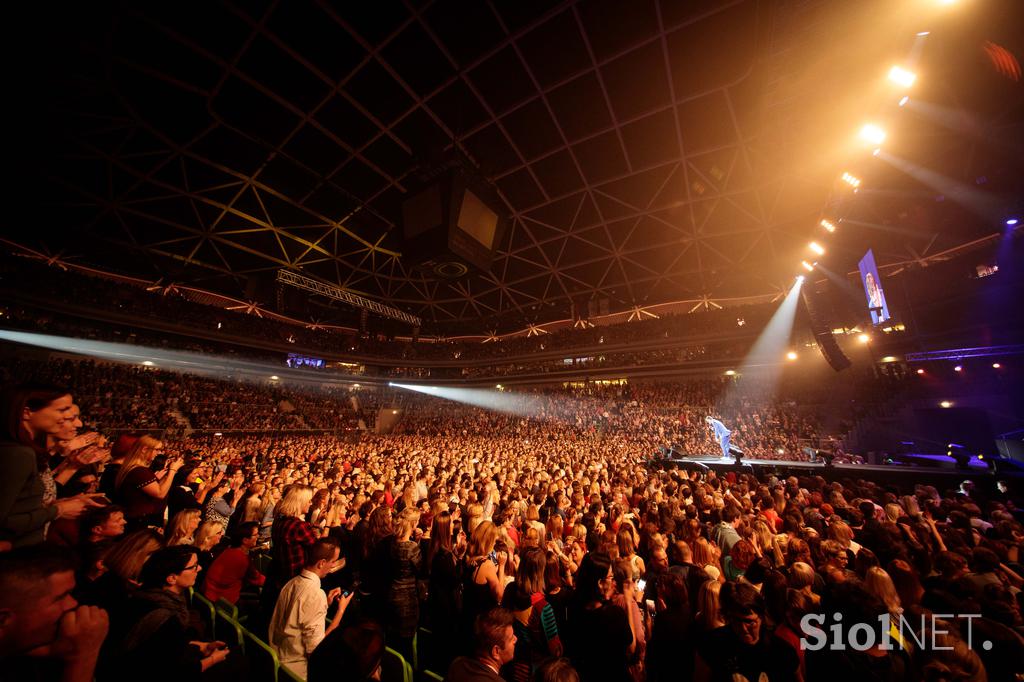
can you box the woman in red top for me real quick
[203,521,265,606]
[113,435,180,530]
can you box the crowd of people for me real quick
[1,354,1022,681]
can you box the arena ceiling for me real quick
[10,0,1023,334]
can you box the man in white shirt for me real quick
[269,538,353,678]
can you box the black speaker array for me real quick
[800,285,852,372]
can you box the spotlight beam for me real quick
[719,277,805,414]
[0,330,360,388]
[388,383,595,423]
[878,151,1004,220]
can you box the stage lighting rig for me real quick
[859,124,886,146]
[887,66,917,88]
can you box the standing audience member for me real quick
[571,553,636,682]
[1,384,100,548]
[113,436,179,531]
[268,538,354,679]
[385,507,422,660]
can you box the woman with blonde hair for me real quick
[270,484,317,584]
[461,520,508,648]
[546,513,564,551]
[827,519,861,555]
[114,435,180,529]
[693,537,723,582]
[465,502,484,535]
[84,529,163,611]
[616,527,645,581]
[865,566,903,616]
[165,508,201,546]
[694,579,725,632]
[257,485,281,543]
[192,520,225,582]
[195,520,224,553]
[386,508,422,658]
[525,504,545,535]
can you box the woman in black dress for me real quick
[569,552,637,682]
[386,507,422,661]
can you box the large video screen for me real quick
[858,249,890,325]
[287,353,324,369]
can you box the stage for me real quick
[646,452,1024,489]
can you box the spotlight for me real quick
[270,375,279,380]
[808,242,825,256]
[724,370,736,376]
[795,275,805,284]
[786,351,798,361]
[992,363,1001,369]
[898,96,909,107]
[1007,218,1019,226]
[495,384,503,389]
[954,365,962,372]
[916,368,925,375]
[820,219,837,232]
[872,148,881,156]
[142,360,155,366]
[858,333,870,344]
[917,31,930,36]
[859,124,886,145]
[940,400,953,408]
[887,66,917,88]
[841,172,862,188]
[801,261,815,272]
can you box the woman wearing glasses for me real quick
[101,545,234,681]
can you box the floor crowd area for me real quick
[1,358,1021,682]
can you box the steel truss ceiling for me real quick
[13,0,1022,334]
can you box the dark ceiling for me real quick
[9,0,1023,334]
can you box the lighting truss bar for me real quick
[904,344,1024,362]
[276,270,421,326]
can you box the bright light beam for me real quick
[0,330,358,388]
[878,150,1005,220]
[718,276,805,415]
[388,383,548,419]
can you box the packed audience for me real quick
[1,359,1021,682]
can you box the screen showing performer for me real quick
[705,416,731,459]
[858,249,890,325]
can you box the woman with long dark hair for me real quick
[426,510,465,670]
[570,552,636,682]
[0,383,99,547]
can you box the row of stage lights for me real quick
[799,1,1019,281]
[794,0,966,279]
[796,58,916,277]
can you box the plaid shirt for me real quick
[272,515,318,580]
